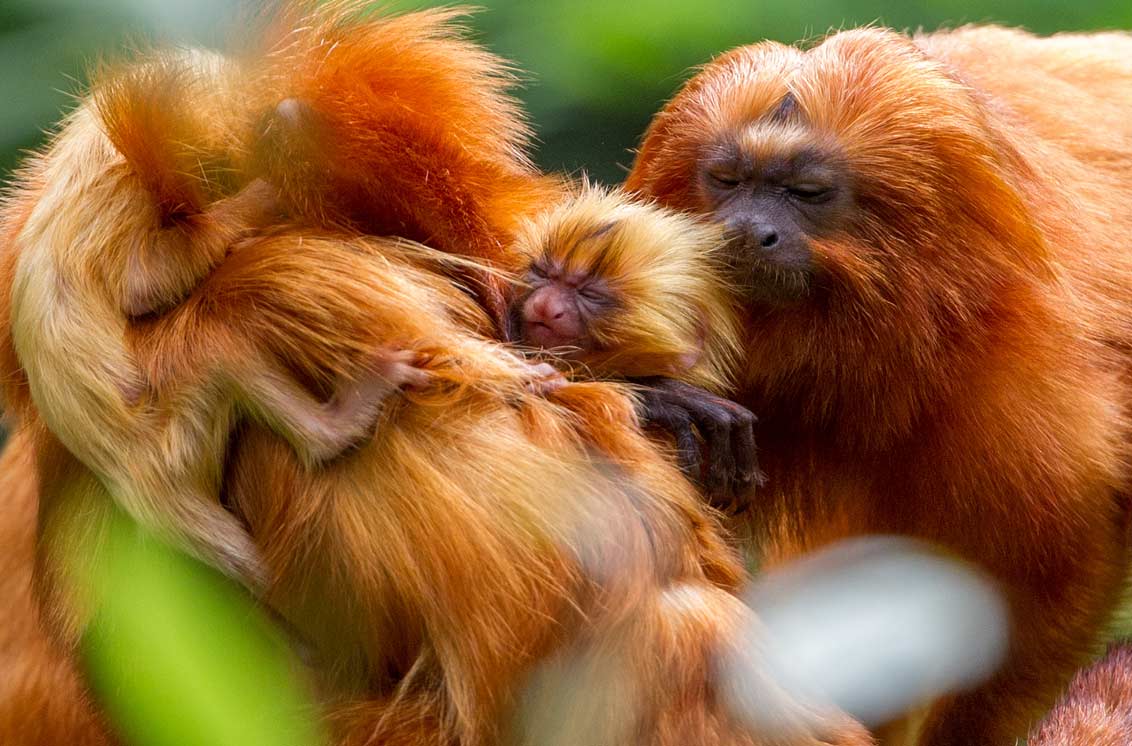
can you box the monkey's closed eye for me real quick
[787,183,836,203]
[708,171,742,189]
[578,286,605,303]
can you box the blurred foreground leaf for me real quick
[78,506,324,746]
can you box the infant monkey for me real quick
[510,187,757,497]
[511,186,740,391]
[6,53,425,591]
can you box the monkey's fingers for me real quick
[395,362,434,391]
[639,390,703,480]
[637,379,759,509]
[464,268,512,337]
[725,398,764,494]
[366,348,432,390]
[694,399,739,497]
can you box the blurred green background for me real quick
[1,0,1128,183]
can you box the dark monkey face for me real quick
[697,97,854,304]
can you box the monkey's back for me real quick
[916,27,1132,351]
[172,232,796,745]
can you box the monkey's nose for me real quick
[530,293,567,322]
[521,289,583,348]
[754,223,779,249]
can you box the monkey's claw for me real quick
[635,378,763,509]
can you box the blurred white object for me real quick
[723,536,1009,730]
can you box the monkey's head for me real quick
[511,185,740,391]
[626,29,1051,410]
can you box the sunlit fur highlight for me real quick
[243,0,565,323]
[3,51,278,588]
[628,25,1132,746]
[512,184,741,392]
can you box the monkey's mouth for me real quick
[722,245,815,305]
[519,320,584,351]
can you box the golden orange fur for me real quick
[0,4,872,746]
[3,49,423,593]
[2,229,873,746]
[244,1,565,327]
[628,25,1132,746]
[0,428,112,746]
[511,184,741,392]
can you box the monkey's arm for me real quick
[635,377,762,509]
[123,180,283,318]
[239,350,428,465]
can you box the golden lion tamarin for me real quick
[510,184,739,391]
[627,24,1132,746]
[509,185,759,497]
[0,4,870,745]
[245,2,565,330]
[4,228,874,746]
[238,2,755,487]
[4,51,427,591]
[193,231,875,746]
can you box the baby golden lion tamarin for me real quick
[6,51,423,590]
[511,185,739,390]
[510,186,759,495]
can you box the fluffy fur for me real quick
[3,50,419,591]
[207,232,863,746]
[627,25,1132,746]
[0,428,112,746]
[1029,643,1132,746]
[511,184,741,392]
[244,1,565,327]
[0,4,872,746]
[4,230,873,746]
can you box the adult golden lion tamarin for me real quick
[627,25,1132,746]
[2,228,873,746]
[202,231,870,746]
[5,50,427,592]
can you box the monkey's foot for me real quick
[373,348,433,390]
[635,378,763,508]
[522,361,567,396]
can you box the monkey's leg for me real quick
[238,350,428,465]
[122,179,281,317]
